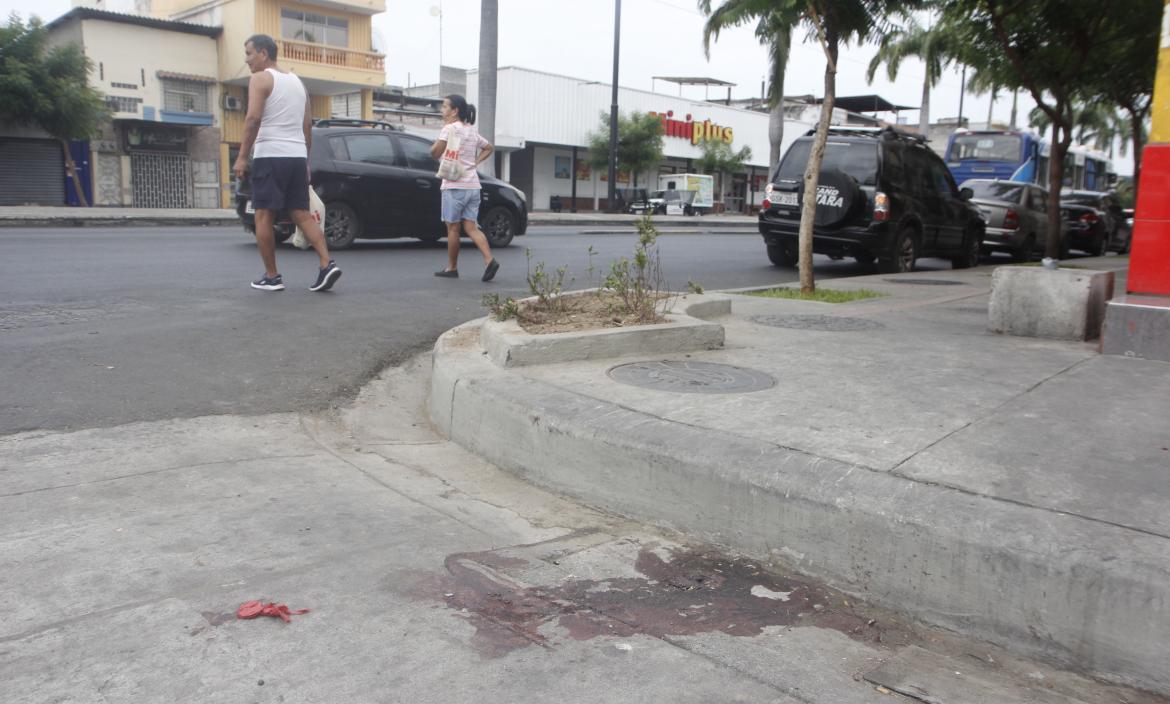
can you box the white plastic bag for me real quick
[435,126,465,181]
[292,188,325,250]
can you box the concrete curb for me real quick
[0,216,240,228]
[529,215,757,228]
[480,294,730,367]
[429,319,1170,695]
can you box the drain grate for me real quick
[608,361,776,394]
[883,278,967,286]
[749,314,885,332]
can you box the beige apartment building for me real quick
[34,8,222,208]
[152,0,385,206]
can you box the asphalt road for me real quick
[0,224,951,435]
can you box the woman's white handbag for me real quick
[435,126,465,181]
[292,188,326,249]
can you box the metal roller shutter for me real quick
[0,138,65,206]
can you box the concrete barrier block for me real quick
[1102,295,1170,362]
[988,267,1115,340]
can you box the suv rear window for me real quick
[774,139,878,186]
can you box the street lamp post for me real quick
[607,0,621,212]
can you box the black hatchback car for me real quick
[235,119,527,249]
[759,127,984,272]
[1060,190,1131,256]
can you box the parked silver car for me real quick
[961,179,1051,261]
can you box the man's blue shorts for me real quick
[250,157,309,211]
[441,188,481,223]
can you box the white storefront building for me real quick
[465,67,816,213]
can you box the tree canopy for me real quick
[937,0,1157,257]
[1,13,108,206]
[585,111,664,187]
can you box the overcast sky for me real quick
[3,0,1133,175]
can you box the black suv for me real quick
[235,119,528,249]
[759,127,983,272]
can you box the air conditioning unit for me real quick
[221,94,242,111]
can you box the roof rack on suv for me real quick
[312,118,404,131]
[804,125,927,143]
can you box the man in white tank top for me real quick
[232,34,341,292]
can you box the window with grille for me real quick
[331,93,362,118]
[106,95,143,114]
[281,9,348,47]
[162,79,209,113]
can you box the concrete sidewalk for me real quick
[429,255,1170,695]
[0,206,757,229]
[11,358,1162,702]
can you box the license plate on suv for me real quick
[774,192,798,207]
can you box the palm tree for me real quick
[477,0,498,177]
[701,4,793,169]
[866,16,959,137]
[696,140,753,210]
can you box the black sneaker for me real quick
[434,269,459,278]
[481,259,499,282]
[251,273,285,291]
[309,260,341,291]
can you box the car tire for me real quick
[766,243,797,268]
[952,227,983,269]
[1011,234,1035,263]
[481,206,516,248]
[879,226,918,274]
[324,201,359,250]
[1093,230,1109,257]
[274,224,293,244]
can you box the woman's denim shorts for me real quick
[441,188,481,223]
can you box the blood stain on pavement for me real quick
[424,545,907,657]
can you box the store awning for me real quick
[156,71,218,84]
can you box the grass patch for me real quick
[742,287,887,303]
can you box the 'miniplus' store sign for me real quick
[648,111,734,145]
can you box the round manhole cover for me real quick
[607,361,776,394]
[749,314,884,332]
[883,278,967,286]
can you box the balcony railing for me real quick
[279,39,384,72]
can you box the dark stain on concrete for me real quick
[428,545,906,657]
[188,610,235,636]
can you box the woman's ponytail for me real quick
[445,94,477,124]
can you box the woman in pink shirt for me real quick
[429,94,499,281]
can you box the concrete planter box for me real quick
[988,266,1115,341]
[480,292,729,367]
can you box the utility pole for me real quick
[607,0,621,213]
